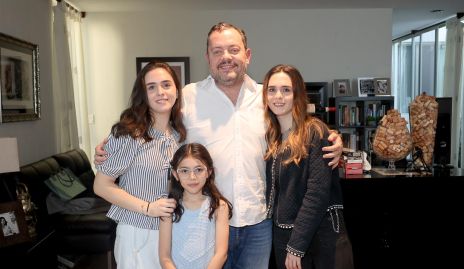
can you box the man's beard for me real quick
[211,64,246,87]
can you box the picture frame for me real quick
[0,201,30,247]
[0,32,40,123]
[357,77,375,97]
[374,77,391,95]
[136,57,190,88]
[333,79,351,97]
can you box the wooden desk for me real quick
[340,168,464,269]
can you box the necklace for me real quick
[281,128,291,142]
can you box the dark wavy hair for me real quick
[169,143,233,222]
[111,61,186,143]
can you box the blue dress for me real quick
[171,197,216,269]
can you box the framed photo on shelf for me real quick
[357,77,375,97]
[333,79,351,97]
[0,32,40,123]
[374,77,391,95]
[0,201,30,247]
[135,57,190,88]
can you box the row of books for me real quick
[338,103,389,127]
[338,105,361,127]
[366,103,388,122]
[341,130,378,152]
[341,132,361,152]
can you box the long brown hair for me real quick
[169,143,233,222]
[262,64,326,165]
[111,62,186,143]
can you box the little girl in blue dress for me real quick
[159,143,232,269]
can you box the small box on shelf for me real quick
[341,150,364,175]
[345,162,363,175]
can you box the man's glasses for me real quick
[176,166,208,178]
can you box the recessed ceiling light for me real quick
[430,9,444,13]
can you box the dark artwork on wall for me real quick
[135,57,190,88]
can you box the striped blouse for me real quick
[96,127,180,230]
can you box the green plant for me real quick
[366,116,378,126]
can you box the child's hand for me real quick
[149,198,176,217]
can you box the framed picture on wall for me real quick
[135,57,190,88]
[0,32,40,123]
[357,77,375,97]
[374,77,391,95]
[333,79,351,97]
[0,201,30,247]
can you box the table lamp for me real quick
[0,137,20,201]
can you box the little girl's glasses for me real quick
[176,166,207,178]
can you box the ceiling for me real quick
[68,0,464,39]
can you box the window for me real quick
[420,30,435,96]
[435,27,447,97]
[392,38,412,115]
[392,25,447,114]
[392,18,464,168]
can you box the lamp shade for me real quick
[0,137,20,173]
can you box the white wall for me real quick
[83,8,392,149]
[0,0,56,165]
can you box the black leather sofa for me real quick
[6,149,116,268]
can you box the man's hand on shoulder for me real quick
[94,138,109,165]
[322,130,343,169]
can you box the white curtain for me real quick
[460,26,464,169]
[51,1,91,157]
[443,17,464,168]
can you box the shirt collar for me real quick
[149,126,179,141]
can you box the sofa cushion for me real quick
[58,211,114,233]
[52,149,93,176]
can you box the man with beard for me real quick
[181,22,343,269]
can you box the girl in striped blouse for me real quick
[94,62,186,269]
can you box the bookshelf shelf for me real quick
[333,96,394,162]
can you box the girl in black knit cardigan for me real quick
[262,64,353,269]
